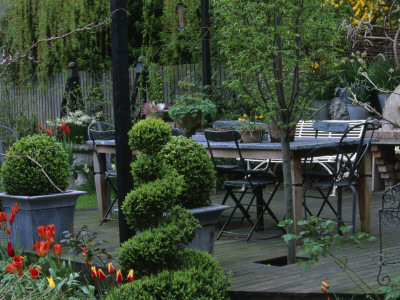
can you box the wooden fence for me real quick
[0,64,227,127]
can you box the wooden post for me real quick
[110,0,135,244]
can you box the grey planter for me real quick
[0,190,86,249]
[186,204,229,254]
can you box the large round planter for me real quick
[175,112,202,137]
[240,130,264,143]
[186,204,229,254]
[0,190,86,249]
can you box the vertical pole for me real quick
[110,0,135,244]
[201,0,211,88]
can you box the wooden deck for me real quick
[65,187,398,299]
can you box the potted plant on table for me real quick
[235,114,267,143]
[0,134,85,249]
[168,91,217,137]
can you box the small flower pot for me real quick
[240,130,265,143]
[0,190,86,249]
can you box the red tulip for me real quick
[65,126,70,134]
[84,261,88,268]
[5,263,15,274]
[45,229,54,245]
[38,124,43,130]
[37,225,46,239]
[46,224,55,237]
[61,121,66,130]
[34,240,50,257]
[11,208,15,216]
[29,266,41,279]
[108,262,115,274]
[116,270,123,282]
[14,203,19,214]
[91,266,98,279]
[46,128,50,135]
[98,268,106,280]
[6,227,10,235]
[12,255,24,277]
[0,212,6,222]
[52,243,62,255]
[7,242,15,257]
[127,269,135,282]
[8,213,14,226]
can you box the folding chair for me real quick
[87,121,117,225]
[302,122,376,234]
[204,130,281,242]
[0,125,18,192]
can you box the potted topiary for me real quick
[0,134,85,249]
[122,118,228,253]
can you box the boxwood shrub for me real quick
[111,248,231,300]
[130,154,168,185]
[0,134,70,195]
[160,136,216,208]
[122,170,184,231]
[128,118,172,155]
[116,206,200,277]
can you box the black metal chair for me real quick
[87,121,117,225]
[377,183,400,286]
[302,122,376,234]
[0,125,18,192]
[205,130,281,242]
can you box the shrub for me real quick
[0,134,70,195]
[160,136,216,208]
[128,118,172,155]
[116,206,200,277]
[112,248,231,300]
[130,154,168,185]
[121,170,184,231]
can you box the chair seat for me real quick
[224,178,277,188]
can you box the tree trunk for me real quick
[280,129,296,264]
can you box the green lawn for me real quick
[75,189,98,209]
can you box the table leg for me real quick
[92,151,108,220]
[291,155,303,235]
[357,150,372,233]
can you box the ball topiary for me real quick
[122,169,184,231]
[128,118,172,155]
[0,134,70,196]
[112,248,231,300]
[160,136,216,209]
[116,206,200,277]
[130,154,168,186]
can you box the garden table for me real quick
[88,138,373,234]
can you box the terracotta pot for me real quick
[240,130,264,143]
[175,113,202,137]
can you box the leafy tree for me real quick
[212,0,345,262]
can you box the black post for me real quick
[110,0,135,244]
[201,0,211,88]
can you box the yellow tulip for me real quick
[47,276,55,289]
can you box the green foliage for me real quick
[111,248,231,300]
[116,206,200,277]
[0,134,70,195]
[15,111,37,139]
[160,136,216,209]
[367,58,400,92]
[211,0,345,129]
[130,154,169,185]
[1,0,111,83]
[122,170,184,230]
[128,118,172,155]
[168,92,217,123]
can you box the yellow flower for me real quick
[389,68,394,73]
[47,276,56,289]
[259,115,263,119]
[243,114,247,118]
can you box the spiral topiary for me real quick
[128,118,172,155]
[160,136,216,209]
[0,134,70,196]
